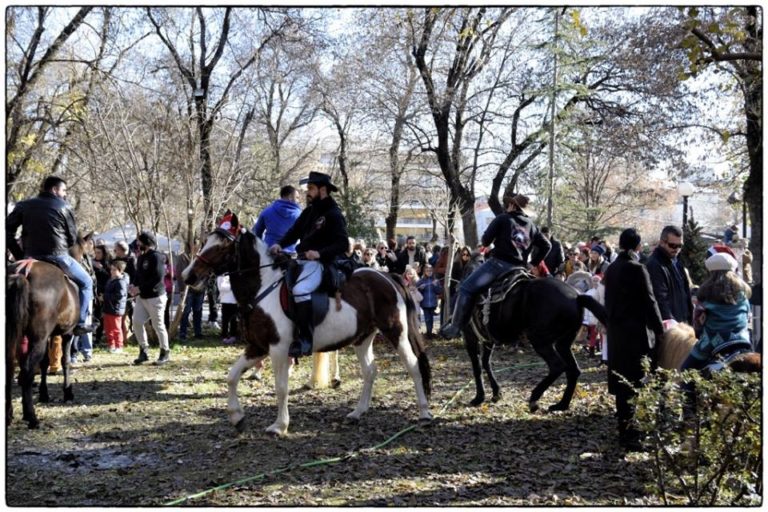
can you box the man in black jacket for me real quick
[440,193,551,339]
[541,226,565,278]
[396,236,427,275]
[645,225,693,325]
[130,231,171,365]
[269,172,349,358]
[603,228,664,451]
[6,175,95,335]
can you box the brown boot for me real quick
[48,336,63,374]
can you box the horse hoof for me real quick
[331,379,342,389]
[491,393,502,403]
[548,403,569,412]
[345,415,360,424]
[27,419,40,430]
[469,396,485,407]
[418,415,433,425]
[39,393,50,404]
[529,402,539,413]
[63,390,74,402]
[234,418,247,434]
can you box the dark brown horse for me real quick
[181,215,432,436]
[463,276,607,411]
[6,259,79,428]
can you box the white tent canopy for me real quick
[95,223,182,253]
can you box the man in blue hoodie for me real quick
[252,185,302,254]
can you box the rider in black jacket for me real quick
[440,193,551,339]
[6,176,95,335]
[270,172,349,358]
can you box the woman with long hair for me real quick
[680,253,752,370]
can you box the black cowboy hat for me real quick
[305,171,338,193]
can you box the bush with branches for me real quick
[634,360,761,505]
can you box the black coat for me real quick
[645,246,693,324]
[135,249,166,298]
[396,246,427,275]
[482,210,551,267]
[6,191,78,259]
[544,237,565,275]
[279,195,349,265]
[603,252,664,396]
[103,275,129,316]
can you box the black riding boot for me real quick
[289,301,314,358]
[439,292,476,340]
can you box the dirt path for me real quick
[5,337,662,506]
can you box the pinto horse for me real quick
[463,275,607,412]
[6,260,79,428]
[181,220,432,436]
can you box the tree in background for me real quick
[677,6,762,283]
[681,217,708,285]
[6,7,95,197]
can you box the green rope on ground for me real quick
[163,360,545,506]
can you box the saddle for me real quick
[702,339,755,375]
[470,268,531,343]
[11,257,75,284]
[279,257,362,328]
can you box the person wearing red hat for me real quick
[269,172,349,358]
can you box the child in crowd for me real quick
[583,274,605,357]
[404,266,423,323]
[217,274,239,345]
[416,264,442,339]
[102,260,129,353]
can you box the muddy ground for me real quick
[6,335,664,506]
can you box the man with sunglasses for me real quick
[645,225,693,325]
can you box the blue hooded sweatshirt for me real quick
[252,198,302,253]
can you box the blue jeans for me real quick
[72,307,93,361]
[51,253,94,326]
[180,289,205,338]
[422,307,436,335]
[458,257,518,296]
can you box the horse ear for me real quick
[231,212,239,228]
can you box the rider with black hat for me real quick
[269,172,349,358]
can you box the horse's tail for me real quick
[576,294,606,325]
[7,273,30,361]
[389,273,432,398]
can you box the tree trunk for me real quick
[459,191,478,248]
[385,172,401,242]
[199,115,215,232]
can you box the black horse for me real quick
[462,275,606,411]
[6,259,79,429]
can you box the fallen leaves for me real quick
[7,338,666,506]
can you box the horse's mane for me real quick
[658,323,696,370]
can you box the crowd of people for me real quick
[7,174,760,452]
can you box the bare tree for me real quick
[6,6,95,196]
[409,7,513,247]
[146,7,293,230]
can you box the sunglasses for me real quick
[664,241,683,250]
